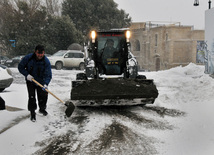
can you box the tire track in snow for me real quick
[34,105,185,154]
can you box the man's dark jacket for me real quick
[18,53,52,85]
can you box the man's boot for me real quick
[39,109,48,116]
[30,111,36,122]
[0,96,6,110]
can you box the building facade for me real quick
[205,7,214,75]
[130,22,205,71]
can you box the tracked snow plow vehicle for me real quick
[71,30,158,106]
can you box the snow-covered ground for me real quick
[0,63,214,155]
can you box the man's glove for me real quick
[27,75,34,81]
[42,84,48,91]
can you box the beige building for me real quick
[130,22,205,71]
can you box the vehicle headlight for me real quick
[91,30,96,43]
[126,30,131,42]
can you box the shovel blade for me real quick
[65,101,75,117]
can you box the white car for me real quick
[0,64,13,92]
[49,50,85,70]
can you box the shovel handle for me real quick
[32,79,65,104]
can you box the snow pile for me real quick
[141,63,214,155]
[0,67,12,80]
[141,63,214,108]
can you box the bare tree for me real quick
[1,0,61,15]
[45,0,61,16]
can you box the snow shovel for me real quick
[32,79,75,117]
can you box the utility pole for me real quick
[208,0,211,9]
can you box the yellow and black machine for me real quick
[71,29,158,106]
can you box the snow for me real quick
[139,63,214,155]
[0,63,214,154]
[0,67,12,80]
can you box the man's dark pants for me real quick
[0,96,5,110]
[26,81,48,112]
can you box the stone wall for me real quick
[130,22,204,71]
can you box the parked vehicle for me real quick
[4,55,24,67]
[45,53,52,57]
[0,56,9,65]
[49,50,85,70]
[0,64,13,92]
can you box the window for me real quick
[73,53,84,58]
[67,53,74,58]
[97,35,122,57]
[155,34,158,46]
[66,52,84,58]
[166,33,168,42]
[134,40,140,51]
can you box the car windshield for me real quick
[98,37,119,51]
[52,50,67,56]
[97,34,124,57]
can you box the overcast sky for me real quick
[114,0,211,29]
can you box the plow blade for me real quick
[71,78,158,106]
